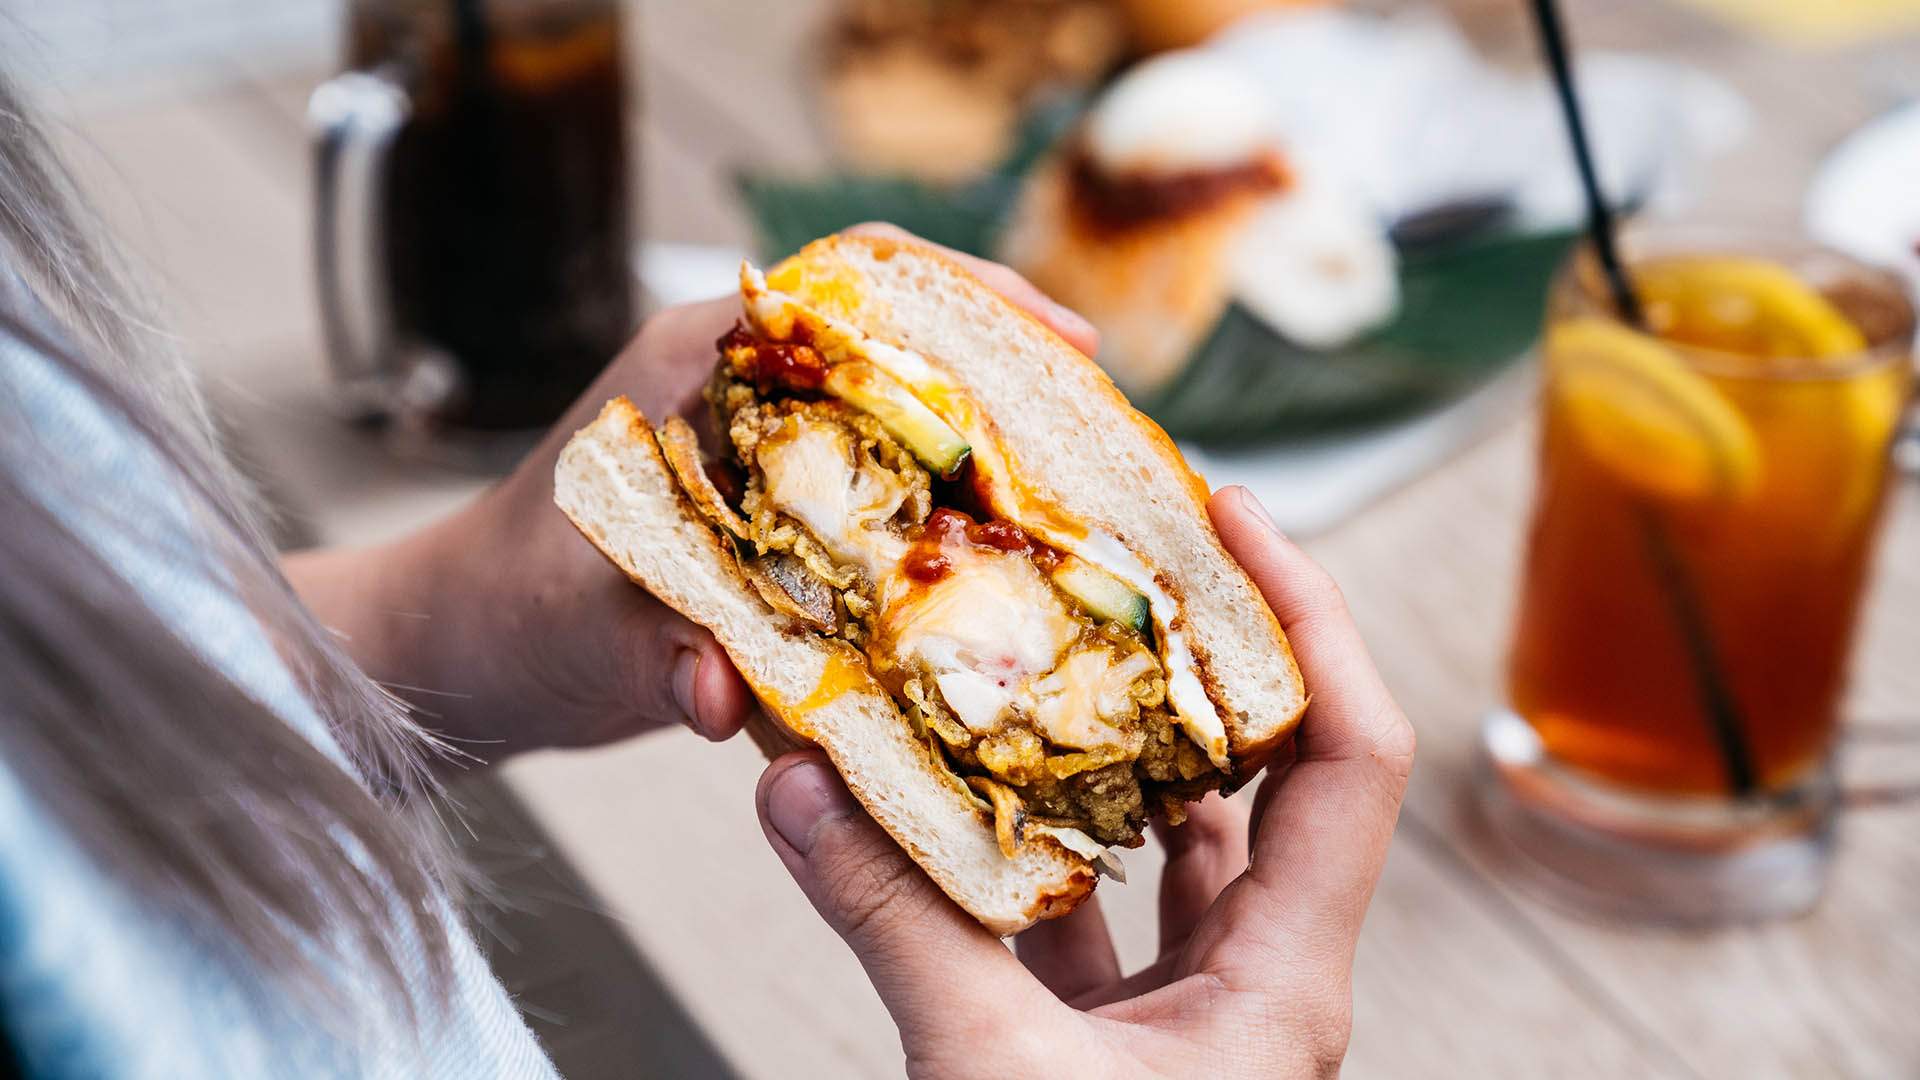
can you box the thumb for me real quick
[596,592,755,743]
[756,752,1047,1046]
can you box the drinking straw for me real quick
[1527,0,1759,796]
[1529,0,1642,325]
[1637,508,1758,794]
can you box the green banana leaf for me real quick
[1144,228,1578,442]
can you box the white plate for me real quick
[1804,100,1920,294]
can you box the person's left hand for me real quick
[289,224,1098,763]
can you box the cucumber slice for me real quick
[823,361,971,478]
[1050,555,1150,634]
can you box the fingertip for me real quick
[1209,486,1286,549]
[1232,485,1282,535]
[1035,296,1099,353]
[1207,486,1348,637]
[845,220,911,241]
[1047,312,1100,359]
[659,622,751,741]
[754,752,801,834]
[755,748,831,801]
[690,638,754,741]
[669,646,701,728]
[757,751,854,857]
[1209,487,1297,599]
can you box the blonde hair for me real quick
[0,71,456,1018]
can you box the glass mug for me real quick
[1479,227,1916,923]
[310,0,635,434]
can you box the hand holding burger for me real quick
[557,226,1310,930]
[758,483,1414,1078]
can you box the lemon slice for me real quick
[1840,366,1910,451]
[1549,317,1763,502]
[1829,363,1912,533]
[1636,256,1866,359]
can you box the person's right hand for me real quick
[754,484,1415,1078]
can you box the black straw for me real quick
[1529,0,1643,326]
[1637,509,1759,795]
[1527,0,1758,797]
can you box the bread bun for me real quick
[554,234,1305,933]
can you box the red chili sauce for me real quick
[718,324,828,392]
[901,508,1064,584]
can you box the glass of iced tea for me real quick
[1480,226,1915,922]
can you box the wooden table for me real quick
[31,1,1919,1076]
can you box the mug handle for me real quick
[308,70,410,419]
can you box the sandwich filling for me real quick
[684,266,1231,857]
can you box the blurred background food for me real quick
[814,0,1346,183]
[756,5,1758,442]
[997,50,1305,395]
[818,0,1125,181]
[4,1,1918,1077]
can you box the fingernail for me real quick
[671,649,703,733]
[1235,485,1282,537]
[766,760,856,854]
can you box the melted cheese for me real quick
[881,541,1079,734]
[797,648,871,714]
[741,264,1233,769]
[758,423,1155,754]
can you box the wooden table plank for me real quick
[444,772,740,1080]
